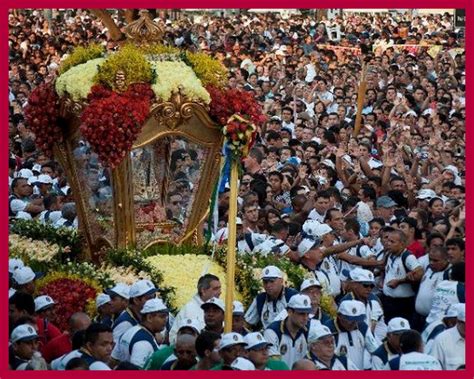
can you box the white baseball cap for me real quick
[444,303,460,319]
[140,298,168,314]
[338,300,366,322]
[244,332,272,350]
[11,324,39,343]
[34,295,56,312]
[106,283,130,300]
[177,318,201,334]
[218,332,247,351]
[321,159,336,170]
[416,189,437,200]
[231,357,255,370]
[18,168,34,179]
[300,278,322,292]
[13,266,43,285]
[387,317,411,333]
[261,265,283,280]
[9,258,24,274]
[297,237,319,257]
[312,223,333,238]
[95,293,112,309]
[129,279,157,298]
[201,297,225,313]
[308,323,334,343]
[348,267,375,285]
[37,174,53,184]
[287,294,312,313]
[233,300,245,316]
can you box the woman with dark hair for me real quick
[399,217,425,258]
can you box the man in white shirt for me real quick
[381,229,423,322]
[264,294,311,368]
[168,274,221,344]
[385,330,441,370]
[112,298,168,368]
[77,323,114,370]
[430,303,465,370]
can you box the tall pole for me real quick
[224,160,239,332]
[353,63,368,137]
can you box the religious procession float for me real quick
[11,10,335,330]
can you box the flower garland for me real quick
[24,82,60,157]
[80,83,155,168]
[9,234,62,263]
[55,58,106,101]
[182,51,228,88]
[36,272,102,330]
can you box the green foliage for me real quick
[59,43,105,75]
[9,219,82,255]
[94,44,153,89]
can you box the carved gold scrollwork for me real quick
[150,88,198,130]
[58,97,85,119]
[124,9,165,45]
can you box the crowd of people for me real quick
[9,8,465,370]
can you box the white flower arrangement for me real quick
[99,264,151,285]
[9,234,61,262]
[55,58,106,101]
[149,60,211,104]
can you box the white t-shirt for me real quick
[383,251,421,298]
[430,325,465,370]
[415,267,449,316]
[385,351,442,370]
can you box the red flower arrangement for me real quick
[24,82,60,157]
[39,277,97,331]
[207,85,264,158]
[80,83,155,168]
[206,85,266,127]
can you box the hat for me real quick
[95,294,111,309]
[231,357,255,370]
[9,288,17,299]
[261,265,283,280]
[270,116,282,122]
[27,176,38,185]
[308,323,334,343]
[177,318,201,334]
[140,298,168,314]
[233,300,245,316]
[297,237,319,257]
[287,294,312,313]
[321,159,336,170]
[300,278,322,292]
[106,283,130,300]
[338,300,366,322]
[456,303,465,322]
[219,332,247,351]
[37,174,53,184]
[129,279,157,298]
[387,317,411,333]
[236,217,243,225]
[416,189,437,200]
[13,266,43,285]
[11,324,39,343]
[348,267,375,285]
[9,258,24,274]
[34,295,56,312]
[444,304,460,319]
[244,332,272,350]
[376,196,397,208]
[18,168,34,179]
[201,297,226,313]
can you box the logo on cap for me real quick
[352,307,357,314]
[146,282,152,288]
[400,321,405,327]
[187,319,192,324]
[257,334,262,341]
[46,296,52,302]
[310,279,314,284]
[280,344,288,355]
[304,299,308,306]
[265,269,269,275]
[27,326,34,333]
[233,334,239,341]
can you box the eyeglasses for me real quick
[362,284,375,288]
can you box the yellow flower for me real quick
[9,234,61,262]
[145,254,241,310]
